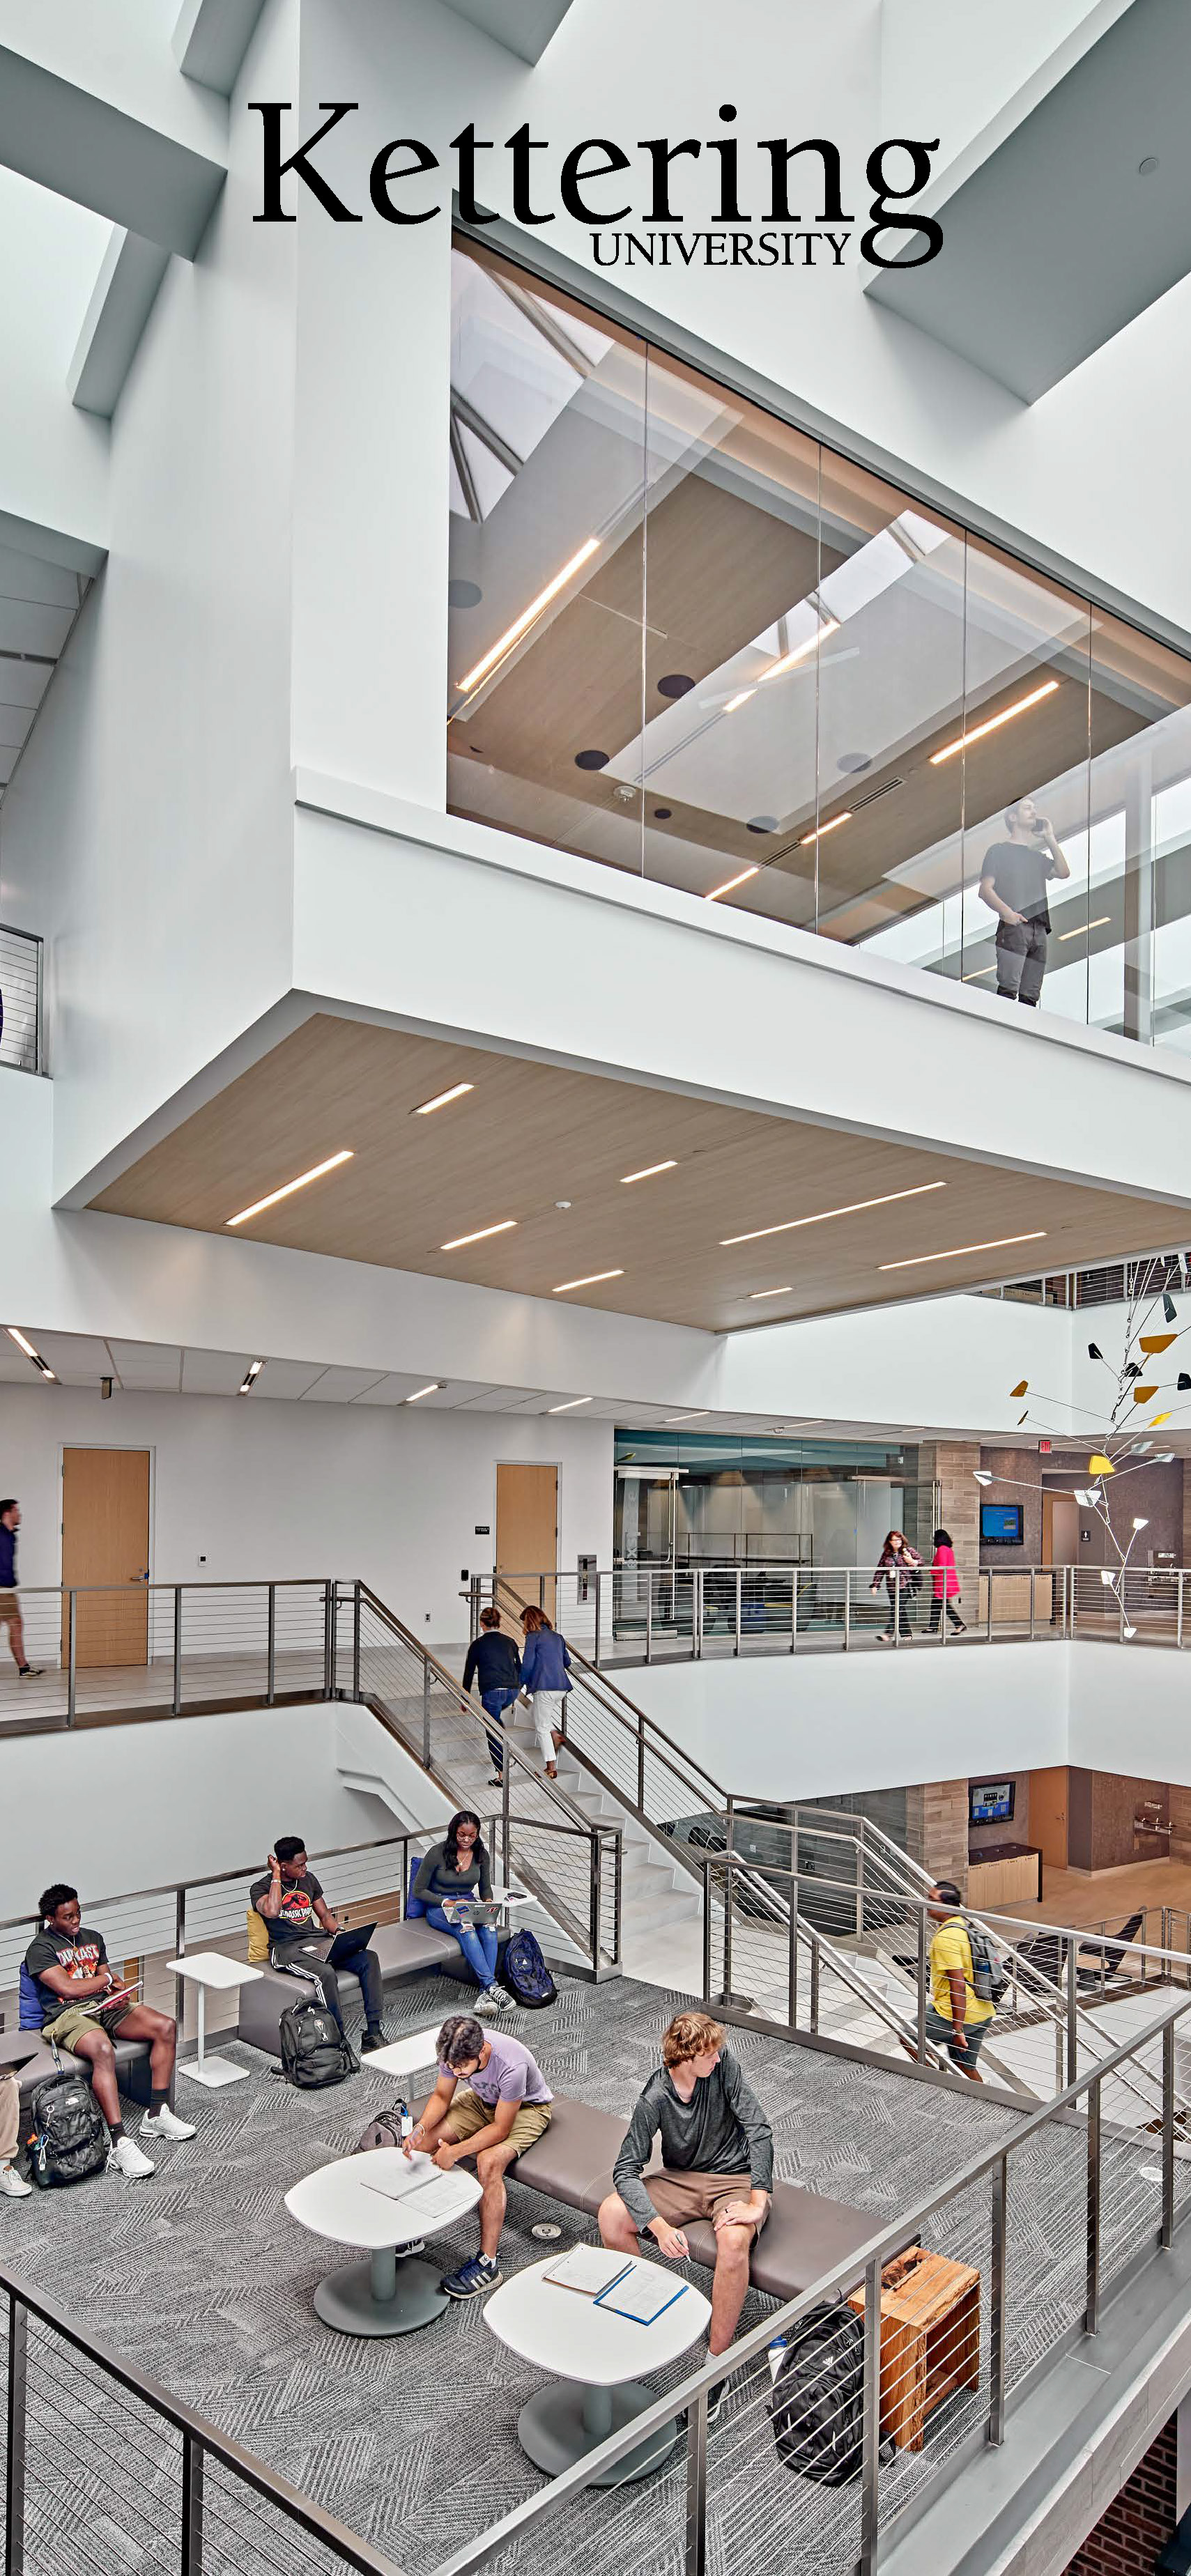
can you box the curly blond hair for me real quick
[662,2010,725,2067]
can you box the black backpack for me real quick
[501,1928,556,2010]
[768,2301,865,2485]
[278,1998,358,2088]
[29,2071,109,2188]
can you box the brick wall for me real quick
[1064,2412,1177,2575]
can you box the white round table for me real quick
[484,2255,711,2485]
[285,2148,482,2337]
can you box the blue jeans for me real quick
[482,1686,518,1772]
[427,1905,498,1989]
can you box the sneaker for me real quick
[0,2163,32,2198]
[17,1665,43,1679]
[440,2255,501,2300]
[359,2028,390,2055]
[141,2104,197,2141]
[483,1985,513,2013]
[108,2136,155,2180]
[487,1775,504,1789]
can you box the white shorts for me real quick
[530,1690,564,1761]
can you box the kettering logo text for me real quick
[250,105,944,269]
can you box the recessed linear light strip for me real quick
[238,1359,265,1395]
[706,865,759,902]
[226,1151,353,1229]
[879,1231,1045,1272]
[406,1383,443,1403]
[721,619,841,720]
[456,537,599,696]
[413,1083,473,1115]
[6,1326,56,1381]
[721,1183,946,1247]
[621,1161,677,1184]
[666,1410,709,1423]
[1059,916,1112,942]
[440,1220,517,1249]
[553,1270,624,1294]
[548,1396,592,1413]
[930,679,1059,767]
[799,810,852,848]
[751,1286,792,1299]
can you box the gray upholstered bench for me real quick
[237,1917,463,2058]
[413,2090,877,2303]
[1,2025,154,2117]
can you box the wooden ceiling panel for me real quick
[89,1017,1191,1332]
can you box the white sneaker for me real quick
[0,2163,32,2198]
[141,2104,197,2142]
[107,2136,155,2180]
[476,1987,506,2016]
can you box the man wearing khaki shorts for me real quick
[406,2014,553,2299]
[0,1499,40,1679]
[600,2010,773,2382]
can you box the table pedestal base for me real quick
[313,2248,447,2338]
[178,2055,247,2090]
[517,2380,679,2485]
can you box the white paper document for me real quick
[543,2244,633,2297]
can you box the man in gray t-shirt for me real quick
[406,2014,553,2299]
[599,2010,772,2365]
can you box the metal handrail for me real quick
[1,2264,409,2575]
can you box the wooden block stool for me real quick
[847,2246,980,2451]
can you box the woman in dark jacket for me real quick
[870,1529,923,1643]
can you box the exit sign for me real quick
[1038,1439,1052,1453]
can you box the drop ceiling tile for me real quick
[302,1367,388,1402]
[251,1360,329,1400]
[0,546,81,610]
[31,1333,112,1383]
[180,1348,255,1396]
[450,1387,536,1410]
[106,1341,184,1390]
[0,1343,36,1380]
[0,601,74,657]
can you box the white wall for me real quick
[0,1373,613,1630]
[0,1699,449,1955]
[625,1640,1070,1804]
[0,0,298,1207]
[1066,1642,1191,1785]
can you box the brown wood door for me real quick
[61,1449,151,1668]
[1042,1494,1078,1566]
[1028,1766,1068,1872]
[496,1464,558,1621]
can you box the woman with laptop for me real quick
[410,1813,512,2014]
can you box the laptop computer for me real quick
[297,1924,378,1966]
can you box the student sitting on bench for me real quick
[251,1837,387,2053]
[24,1884,196,2179]
[405,2012,553,2299]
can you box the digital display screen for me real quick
[981,1502,1023,1545]
[969,1781,1015,1825]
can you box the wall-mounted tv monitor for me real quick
[969,1781,1015,1826]
[981,1502,1023,1546]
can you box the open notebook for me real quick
[359,2153,477,2224]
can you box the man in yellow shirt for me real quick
[926,1881,994,2082]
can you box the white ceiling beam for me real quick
[0,40,225,256]
[172,0,269,101]
[67,229,171,421]
[438,0,580,66]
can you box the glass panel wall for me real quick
[447,232,1191,1056]
[613,1430,930,1571]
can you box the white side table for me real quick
[286,2147,482,2336]
[360,2028,443,2085]
[484,2255,711,2485]
[167,1954,263,2088]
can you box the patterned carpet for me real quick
[1,1970,1146,2576]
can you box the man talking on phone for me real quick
[252,1836,387,2053]
[979,796,1071,1007]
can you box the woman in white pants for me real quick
[518,1605,572,1781]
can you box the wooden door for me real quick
[496,1464,558,1621]
[1042,1495,1078,1566]
[1028,1766,1068,1872]
[61,1449,151,1667]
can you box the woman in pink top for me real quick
[928,1527,967,1635]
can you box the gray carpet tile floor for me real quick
[2,1973,1174,2576]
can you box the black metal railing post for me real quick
[6,2289,27,2576]
[172,1586,183,1715]
[702,1860,712,2001]
[181,2428,204,2575]
[266,1583,276,1704]
[916,1902,928,2061]
[66,1591,77,1726]
[352,1581,362,1700]
[684,2386,707,2576]
[1163,2019,1176,2250]
[174,1885,186,1963]
[323,1580,335,1697]
[589,1830,603,1974]
[422,1662,431,1766]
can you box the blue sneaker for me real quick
[440,2254,501,2299]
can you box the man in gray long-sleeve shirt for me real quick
[599,2010,773,2363]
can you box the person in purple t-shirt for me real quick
[404,2012,553,2299]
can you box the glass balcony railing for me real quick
[447,231,1191,1058]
